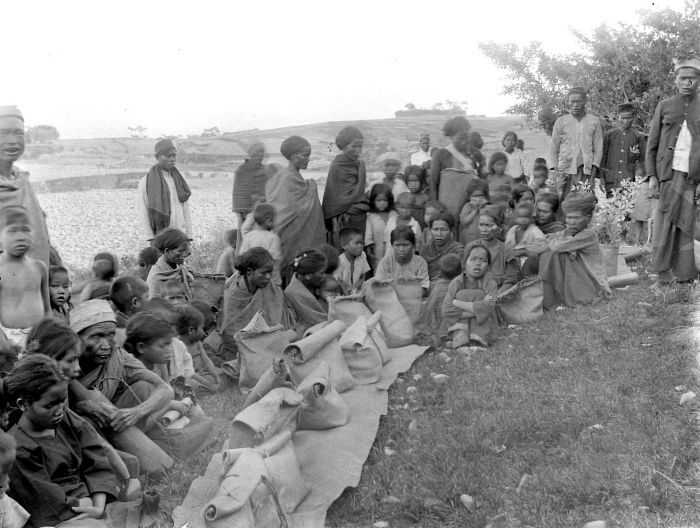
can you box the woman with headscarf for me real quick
[429,116,482,229]
[502,131,529,184]
[266,136,325,281]
[419,211,464,286]
[322,126,370,248]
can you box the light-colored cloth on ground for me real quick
[238,226,282,285]
[549,113,603,176]
[136,171,192,242]
[374,252,430,290]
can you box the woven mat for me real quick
[173,345,427,528]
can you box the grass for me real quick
[151,266,700,528]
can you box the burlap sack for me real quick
[496,277,544,324]
[327,293,373,327]
[338,312,384,384]
[242,359,295,410]
[147,414,215,461]
[284,320,355,393]
[392,278,423,325]
[234,311,297,392]
[228,387,303,449]
[296,361,349,430]
[362,279,413,347]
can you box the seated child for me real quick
[530,164,549,196]
[487,152,514,197]
[440,244,498,348]
[176,306,222,392]
[161,279,188,308]
[375,226,430,297]
[419,200,446,250]
[238,203,282,285]
[459,178,490,245]
[146,228,194,301]
[505,184,536,230]
[405,165,429,228]
[317,244,340,276]
[109,275,150,347]
[189,300,223,365]
[215,229,238,278]
[364,183,396,270]
[418,253,462,338]
[123,313,213,460]
[384,193,422,251]
[533,193,611,309]
[317,276,344,302]
[505,202,545,276]
[0,206,49,352]
[284,249,329,336]
[535,193,565,234]
[381,154,409,198]
[6,355,119,528]
[137,246,160,282]
[78,252,118,303]
[49,265,73,325]
[333,227,370,294]
[0,431,30,527]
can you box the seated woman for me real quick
[440,244,498,348]
[463,205,520,293]
[5,355,120,528]
[532,193,611,309]
[535,192,565,234]
[123,313,213,460]
[221,248,295,358]
[146,228,194,301]
[419,211,465,287]
[284,248,329,336]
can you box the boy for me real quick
[333,227,370,294]
[384,193,422,250]
[380,153,409,198]
[161,279,188,308]
[375,225,430,296]
[215,229,237,278]
[0,206,50,350]
[176,305,222,392]
[533,193,611,309]
[137,246,160,282]
[109,275,150,346]
[238,203,282,285]
[530,165,549,195]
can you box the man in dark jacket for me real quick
[647,57,700,288]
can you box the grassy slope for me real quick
[156,270,699,528]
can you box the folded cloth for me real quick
[0,323,30,348]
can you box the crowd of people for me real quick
[0,56,696,527]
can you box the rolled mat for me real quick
[296,361,350,430]
[608,272,639,288]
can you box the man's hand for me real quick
[649,176,659,198]
[74,400,117,429]
[109,407,144,432]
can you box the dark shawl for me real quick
[322,153,369,219]
[419,239,465,284]
[233,160,268,214]
[538,220,566,234]
[145,164,191,235]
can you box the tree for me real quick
[25,125,59,143]
[128,125,147,138]
[405,103,416,111]
[479,0,700,134]
[201,127,221,138]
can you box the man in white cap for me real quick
[647,57,700,291]
[0,105,51,265]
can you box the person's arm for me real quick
[646,103,663,194]
[183,198,193,239]
[78,281,95,303]
[636,133,647,178]
[591,118,604,178]
[548,229,597,254]
[136,177,155,243]
[460,203,478,227]
[549,119,562,170]
[600,130,610,179]
[417,257,430,297]
[196,346,222,385]
[38,260,51,317]
[109,368,174,432]
[68,380,118,429]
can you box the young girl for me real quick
[6,355,120,528]
[486,152,513,197]
[375,226,430,297]
[419,211,465,285]
[222,248,294,359]
[505,184,536,230]
[24,319,81,379]
[77,252,118,303]
[364,184,396,270]
[440,244,498,348]
[404,165,429,229]
[146,228,194,301]
[384,193,422,251]
[284,249,328,336]
[48,265,72,325]
[505,202,545,276]
[124,313,213,459]
[459,178,489,245]
[176,306,222,392]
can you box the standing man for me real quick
[601,103,646,196]
[137,138,192,245]
[646,58,700,289]
[0,105,51,265]
[549,87,604,201]
[232,142,269,247]
[410,133,431,168]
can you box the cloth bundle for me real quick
[296,361,350,430]
[234,311,297,392]
[242,359,295,409]
[362,279,413,347]
[327,293,373,327]
[204,430,309,527]
[284,320,355,393]
[496,277,544,324]
[392,278,423,325]
[338,312,387,385]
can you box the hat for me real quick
[561,193,597,216]
[154,138,176,155]
[377,151,402,165]
[617,103,636,114]
[0,106,23,121]
[70,299,117,334]
[673,57,700,73]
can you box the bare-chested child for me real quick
[0,205,50,350]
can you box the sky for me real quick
[5,0,687,138]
